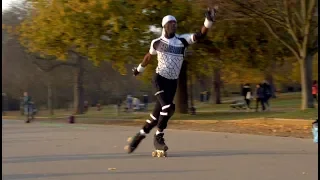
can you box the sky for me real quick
[2,0,11,11]
[2,0,18,11]
[2,0,162,35]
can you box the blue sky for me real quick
[2,0,19,11]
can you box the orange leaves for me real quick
[102,3,108,10]
[221,63,264,84]
[3,24,13,34]
[17,0,117,65]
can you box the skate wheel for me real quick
[124,145,131,153]
[158,151,166,157]
[152,150,167,158]
[163,151,167,157]
[127,137,132,142]
[152,151,157,157]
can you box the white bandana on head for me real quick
[161,15,177,36]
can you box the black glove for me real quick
[205,7,217,22]
[132,67,140,76]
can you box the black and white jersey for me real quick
[149,33,195,80]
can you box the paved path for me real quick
[2,120,318,180]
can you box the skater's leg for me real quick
[140,100,161,134]
[125,74,167,154]
[152,74,177,133]
[255,98,259,112]
[155,84,177,132]
[150,75,177,151]
[125,109,159,153]
[245,99,250,108]
[125,100,161,153]
[264,96,269,110]
[261,98,266,111]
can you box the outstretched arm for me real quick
[132,40,157,76]
[141,53,152,67]
[193,8,217,42]
[132,53,152,76]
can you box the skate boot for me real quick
[152,133,169,157]
[124,133,146,154]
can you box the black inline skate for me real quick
[152,133,169,157]
[124,133,146,154]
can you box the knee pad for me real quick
[154,90,166,106]
[160,104,175,117]
[143,114,158,134]
[168,104,175,117]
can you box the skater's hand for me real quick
[205,6,218,22]
[132,67,140,76]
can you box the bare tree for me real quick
[227,0,318,109]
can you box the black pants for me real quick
[264,95,271,107]
[244,98,251,108]
[255,98,265,111]
[313,94,318,102]
[142,73,177,133]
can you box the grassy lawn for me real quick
[2,92,317,121]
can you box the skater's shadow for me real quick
[167,149,313,158]
[2,169,212,180]
[2,153,148,164]
[3,149,313,164]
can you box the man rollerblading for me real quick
[125,8,217,157]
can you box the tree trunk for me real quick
[74,56,85,114]
[212,68,222,104]
[199,78,206,92]
[189,74,194,108]
[265,73,276,97]
[175,61,188,114]
[47,80,54,115]
[300,54,314,109]
[264,60,277,98]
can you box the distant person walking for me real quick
[23,92,33,123]
[255,84,265,112]
[312,80,318,103]
[126,95,133,112]
[143,94,149,111]
[262,81,272,110]
[242,83,252,109]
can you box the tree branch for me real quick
[308,46,318,55]
[292,15,304,33]
[301,0,306,20]
[230,0,288,28]
[33,60,77,72]
[34,55,56,61]
[261,18,301,61]
[302,0,316,57]
[283,0,302,50]
[293,10,304,25]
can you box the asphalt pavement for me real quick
[2,119,318,180]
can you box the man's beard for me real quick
[165,30,175,38]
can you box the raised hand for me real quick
[205,7,218,22]
[132,67,140,76]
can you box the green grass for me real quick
[171,109,317,120]
[2,92,317,121]
[264,109,317,119]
